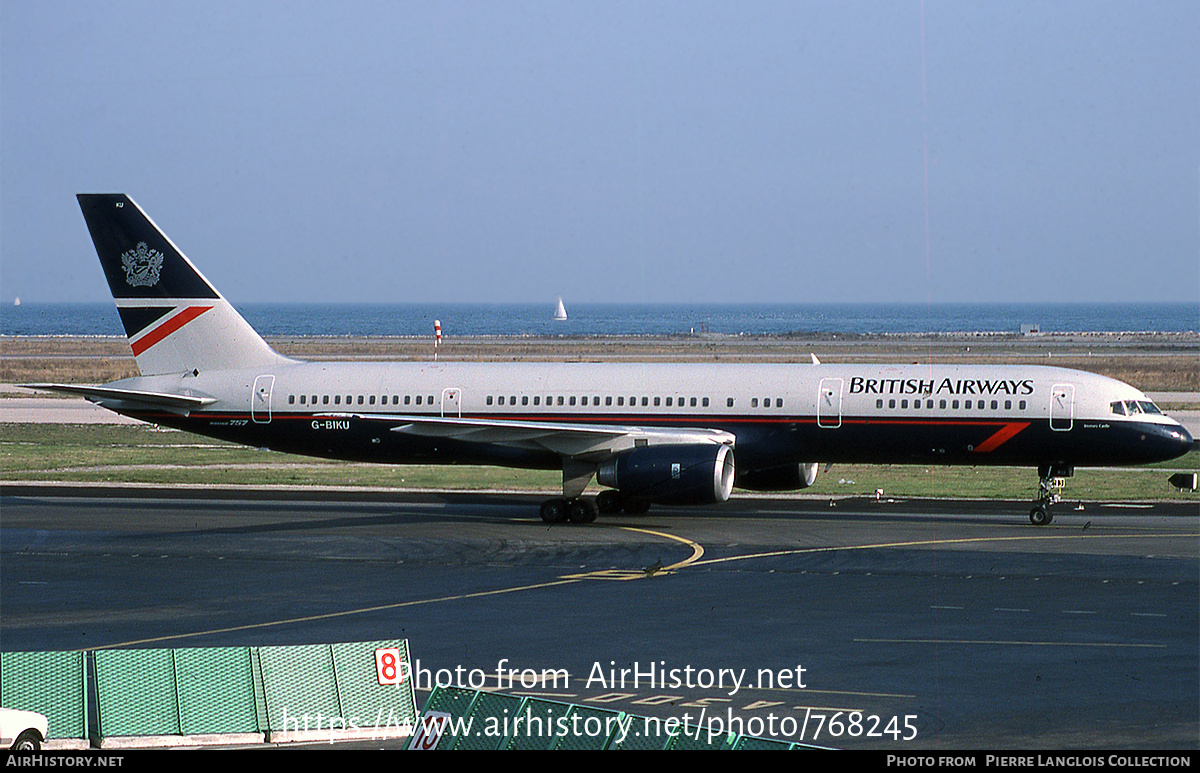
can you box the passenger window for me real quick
[335,395,341,405]
[776,398,783,408]
[642,397,648,406]
[558,396,564,406]
[1019,400,1026,410]
[533,396,540,406]
[1004,400,1011,410]
[727,398,734,408]
[404,395,411,405]
[323,395,330,404]
[939,400,946,409]
[751,398,759,408]
[522,396,529,406]
[889,399,896,408]
[666,397,673,407]
[416,395,422,405]
[654,397,661,406]
[702,398,709,407]
[570,396,576,406]
[901,400,908,409]
[369,396,375,405]
[487,396,494,405]
[877,399,884,409]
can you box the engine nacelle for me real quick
[597,444,735,505]
[735,462,819,491]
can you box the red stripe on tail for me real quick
[130,306,213,356]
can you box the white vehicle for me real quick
[0,708,48,751]
[28,195,1194,525]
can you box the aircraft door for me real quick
[818,378,843,429]
[1050,383,1074,431]
[441,387,462,418]
[252,375,275,424]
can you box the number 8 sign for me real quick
[375,648,408,685]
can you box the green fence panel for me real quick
[174,647,258,735]
[422,684,478,723]
[421,687,818,750]
[257,643,341,733]
[452,689,519,750]
[0,650,86,740]
[609,712,674,750]
[552,704,622,751]
[665,724,731,750]
[731,735,797,750]
[330,640,416,736]
[94,648,179,737]
[501,697,572,750]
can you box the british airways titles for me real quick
[848,377,1036,397]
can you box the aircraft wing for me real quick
[22,383,218,415]
[318,412,736,459]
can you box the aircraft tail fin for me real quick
[77,194,289,376]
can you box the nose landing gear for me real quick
[1030,463,1073,526]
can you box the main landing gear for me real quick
[541,459,602,525]
[539,491,652,524]
[540,497,598,524]
[1029,463,1073,526]
[540,460,651,524]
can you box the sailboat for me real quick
[553,297,567,321]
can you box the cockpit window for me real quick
[1119,400,1164,416]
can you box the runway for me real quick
[1,486,1195,749]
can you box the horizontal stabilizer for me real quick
[23,383,217,414]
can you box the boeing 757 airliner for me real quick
[27,195,1194,525]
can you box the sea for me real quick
[1,302,1197,338]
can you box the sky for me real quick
[2,1,1198,305]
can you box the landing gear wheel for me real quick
[1029,506,1053,526]
[540,498,568,524]
[596,490,623,514]
[568,498,598,524]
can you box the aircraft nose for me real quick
[1176,424,1195,452]
[1160,422,1194,458]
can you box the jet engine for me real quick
[596,444,735,505]
[735,462,820,491]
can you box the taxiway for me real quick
[1,486,1195,749]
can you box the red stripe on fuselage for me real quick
[130,306,213,356]
[971,422,1031,453]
